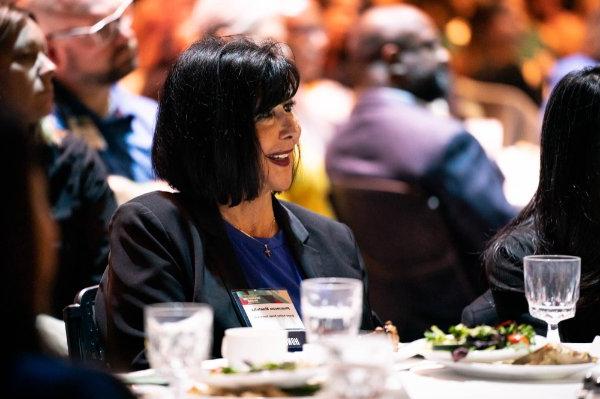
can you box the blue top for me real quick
[224,221,303,315]
[53,82,157,182]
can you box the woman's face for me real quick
[1,19,55,125]
[255,100,301,194]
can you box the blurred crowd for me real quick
[2,0,600,389]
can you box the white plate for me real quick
[437,359,598,380]
[416,336,546,363]
[117,368,168,386]
[201,358,325,389]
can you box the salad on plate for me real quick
[201,358,325,391]
[422,321,538,362]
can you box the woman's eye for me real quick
[283,101,295,112]
[255,110,274,121]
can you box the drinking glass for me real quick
[145,302,213,398]
[324,334,393,399]
[523,255,580,343]
[301,277,363,344]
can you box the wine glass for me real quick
[144,302,213,398]
[301,277,363,344]
[523,255,580,343]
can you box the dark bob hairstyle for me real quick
[152,35,300,206]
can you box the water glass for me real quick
[523,255,580,343]
[301,277,363,344]
[324,334,393,399]
[145,302,213,397]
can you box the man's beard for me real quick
[408,68,450,102]
[67,46,137,85]
[91,62,135,85]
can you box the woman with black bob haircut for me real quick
[96,35,377,371]
[483,66,600,341]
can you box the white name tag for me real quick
[232,289,305,330]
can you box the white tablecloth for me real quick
[392,359,587,399]
[129,344,595,399]
[131,360,589,399]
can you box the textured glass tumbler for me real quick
[523,255,580,343]
[301,277,363,344]
[145,303,213,398]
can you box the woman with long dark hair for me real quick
[0,111,133,398]
[485,66,600,341]
[0,7,132,398]
[96,35,377,371]
[0,5,117,318]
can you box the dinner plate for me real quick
[436,359,598,380]
[416,336,546,363]
[200,358,325,389]
[117,368,168,386]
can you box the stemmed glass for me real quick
[144,302,213,398]
[523,255,580,343]
[300,277,363,344]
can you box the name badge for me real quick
[232,289,306,351]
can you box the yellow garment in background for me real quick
[278,159,334,218]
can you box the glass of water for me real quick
[145,302,213,398]
[523,255,580,343]
[325,334,393,399]
[301,277,363,344]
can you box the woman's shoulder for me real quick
[279,200,354,242]
[485,217,538,273]
[122,190,179,207]
[113,191,192,228]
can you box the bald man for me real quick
[24,0,157,184]
[326,5,517,339]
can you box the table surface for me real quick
[129,350,595,399]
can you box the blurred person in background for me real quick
[326,4,517,337]
[184,0,286,42]
[319,0,363,85]
[484,66,600,342]
[121,0,196,100]
[526,0,586,59]
[278,0,354,216]
[453,1,542,104]
[0,15,132,384]
[23,0,169,204]
[96,36,378,371]
[544,8,600,100]
[0,109,135,398]
[0,5,117,319]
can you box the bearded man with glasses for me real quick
[23,0,160,193]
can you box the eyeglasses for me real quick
[47,0,133,45]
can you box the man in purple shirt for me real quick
[326,4,516,339]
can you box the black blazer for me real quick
[96,191,376,371]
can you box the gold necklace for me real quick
[229,218,278,258]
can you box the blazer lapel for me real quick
[274,198,324,279]
[180,195,250,291]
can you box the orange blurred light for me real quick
[445,17,471,46]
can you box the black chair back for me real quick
[329,177,480,340]
[63,285,106,367]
